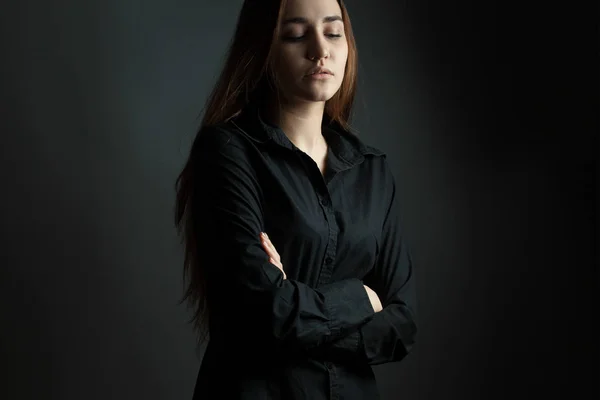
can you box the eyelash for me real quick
[283,34,342,42]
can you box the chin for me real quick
[278,80,341,104]
[304,93,335,102]
[298,87,340,103]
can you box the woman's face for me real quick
[270,0,348,105]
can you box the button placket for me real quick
[326,361,339,400]
[316,191,338,286]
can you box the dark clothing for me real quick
[190,103,417,400]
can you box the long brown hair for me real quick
[174,0,359,348]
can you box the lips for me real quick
[306,67,333,76]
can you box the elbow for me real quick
[400,307,418,356]
[270,296,331,351]
[401,318,418,357]
[388,318,417,363]
[382,307,418,363]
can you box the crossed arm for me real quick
[194,126,417,365]
[259,180,417,366]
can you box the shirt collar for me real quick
[230,101,385,168]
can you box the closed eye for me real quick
[283,33,343,42]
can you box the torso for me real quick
[192,117,391,400]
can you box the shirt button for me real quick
[320,197,330,207]
[325,257,333,265]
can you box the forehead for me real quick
[281,0,342,21]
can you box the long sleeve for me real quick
[192,126,376,353]
[307,163,418,365]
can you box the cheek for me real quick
[273,49,303,79]
[338,43,349,66]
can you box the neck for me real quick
[264,98,327,153]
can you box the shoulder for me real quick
[359,140,387,159]
[325,123,387,160]
[338,129,397,186]
[351,134,387,159]
[347,131,387,158]
[192,122,242,151]
[190,121,259,163]
[188,122,263,188]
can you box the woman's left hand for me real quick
[260,232,286,279]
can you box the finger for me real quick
[270,247,281,263]
[260,236,272,253]
[262,234,273,249]
[261,238,278,261]
[270,258,286,279]
[269,257,283,270]
[261,233,273,249]
[266,240,281,261]
[262,235,281,262]
[263,233,274,247]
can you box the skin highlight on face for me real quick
[270,0,348,107]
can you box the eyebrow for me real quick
[282,15,343,25]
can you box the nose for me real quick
[307,34,330,61]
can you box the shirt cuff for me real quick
[321,278,375,339]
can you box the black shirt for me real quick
[190,103,417,400]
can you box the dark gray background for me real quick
[1,0,596,399]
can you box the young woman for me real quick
[175,0,417,398]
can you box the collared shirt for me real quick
[190,102,417,400]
